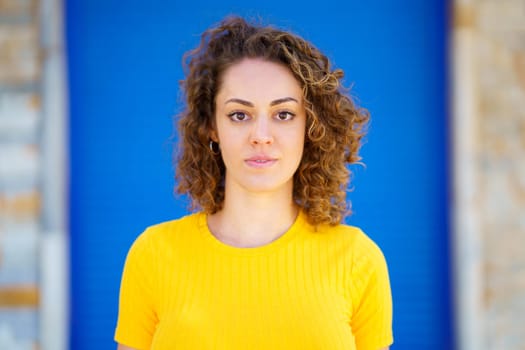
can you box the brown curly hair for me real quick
[175,16,369,226]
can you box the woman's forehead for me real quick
[216,58,303,104]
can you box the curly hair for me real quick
[175,16,369,226]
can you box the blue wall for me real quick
[66,1,452,348]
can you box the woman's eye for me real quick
[276,111,295,121]
[227,111,248,122]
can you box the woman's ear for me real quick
[210,129,219,142]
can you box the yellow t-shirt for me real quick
[114,212,393,349]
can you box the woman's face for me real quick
[212,58,306,196]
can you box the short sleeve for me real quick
[114,230,159,349]
[349,232,393,350]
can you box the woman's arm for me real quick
[117,344,138,350]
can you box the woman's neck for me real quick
[207,190,298,248]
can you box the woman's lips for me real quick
[245,156,277,168]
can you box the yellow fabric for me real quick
[114,212,393,350]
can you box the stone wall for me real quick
[453,0,525,349]
[0,0,41,348]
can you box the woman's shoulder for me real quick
[316,222,379,246]
[315,222,387,267]
[120,213,206,276]
[130,212,203,250]
[146,212,201,233]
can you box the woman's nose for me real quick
[250,116,273,145]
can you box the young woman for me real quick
[115,16,393,350]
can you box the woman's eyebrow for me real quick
[224,97,299,107]
[270,97,299,106]
[224,98,254,107]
